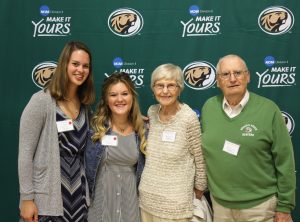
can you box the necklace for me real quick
[65,98,80,113]
[111,120,131,134]
[114,124,129,133]
[58,98,80,120]
[118,126,127,133]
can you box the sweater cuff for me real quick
[276,204,293,213]
[20,193,34,201]
[194,183,207,192]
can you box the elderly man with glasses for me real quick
[201,54,296,222]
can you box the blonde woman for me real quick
[85,72,146,222]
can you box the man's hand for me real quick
[20,200,38,222]
[275,212,293,222]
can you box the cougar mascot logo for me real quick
[32,62,57,88]
[108,8,143,37]
[258,6,294,35]
[183,61,216,90]
[281,111,295,135]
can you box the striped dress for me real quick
[39,106,88,222]
[88,131,140,222]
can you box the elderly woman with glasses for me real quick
[139,63,207,222]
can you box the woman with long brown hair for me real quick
[18,41,95,222]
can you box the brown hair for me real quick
[46,41,95,105]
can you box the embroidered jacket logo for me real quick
[240,124,257,137]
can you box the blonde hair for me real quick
[150,63,184,92]
[91,72,146,154]
[46,41,95,105]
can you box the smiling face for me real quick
[217,56,250,103]
[67,49,90,88]
[107,82,133,118]
[153,78,180,108]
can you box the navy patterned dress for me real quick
[39,106,88,222]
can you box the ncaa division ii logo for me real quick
[32,61,57,88]
[258,6,294,35]
[183,61,216,90]
[108,8,143,37]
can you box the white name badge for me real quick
[223,140,240,156]
[162,131,176,142]
[101,135,118,146]
[56,119,74,133]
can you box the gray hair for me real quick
[216,54,248,74]
[150,63,184,92]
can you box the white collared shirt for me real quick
[222,90,249,118]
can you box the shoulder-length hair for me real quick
[91,72,146,154]
[46,41,95,105]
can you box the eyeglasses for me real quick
[154,83,178,91]
[218,70,248,79]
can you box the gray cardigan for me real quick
[18,90,90,216]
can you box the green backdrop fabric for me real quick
[0,0,298,220]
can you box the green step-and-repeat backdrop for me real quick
[0,0,298,220]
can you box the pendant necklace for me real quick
[115,124,128,133]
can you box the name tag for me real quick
[223,140,240,156]
[56,119,74,133]
[162,131,176,142]
[101,135,118,146]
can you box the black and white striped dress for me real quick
[39,106,88,222]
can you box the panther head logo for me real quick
[108,8,143,37]
[258,6,294,35]
[32,62,57,88]
[183,61,216,90]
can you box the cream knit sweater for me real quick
[139,103,207,219]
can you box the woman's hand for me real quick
[142,115,149,122]
[194,188,204,199]
[20,200,38,222]
[142,115,150,129]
